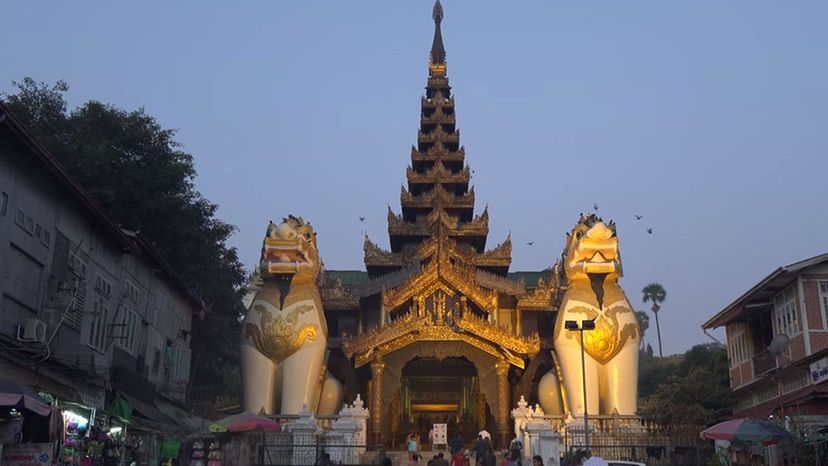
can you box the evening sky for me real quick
[2,1,827,355]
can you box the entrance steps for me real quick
[379,451,451,466]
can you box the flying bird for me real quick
[646,228,654,234]
[526,242,535,246]
[359,217,366,222]
[634,214,643,220]
[593,203,599,211]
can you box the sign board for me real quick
[432,423,448,446]
[1,442,54,466]
[810,356,828,385]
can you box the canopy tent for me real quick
[0,380,50,416]
[701,418,795,445]
[208,412,280,433]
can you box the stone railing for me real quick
[270,394,370,466]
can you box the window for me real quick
[88,298,110,351]
[65,250,88,330]
[782,370,811,394]
[728,326,749,367]
[773,287,799,337]
[174,346,191,383]
[25,216,34,235]
[820,283,828,329]
[124,280,139,302]
[14,209,24,227]
[151,348,161,374]
[8,244,44,310]
[1,192,7,216]
[95,275,112,298]
[41,230,51,248]
[118,307,139,354]
[34,224,41,238]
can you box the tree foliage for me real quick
[635,310,649,347]
[638,343,731,427]
[642,282,667,309]
[3,78,245,401]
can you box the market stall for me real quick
[0,381,54,466]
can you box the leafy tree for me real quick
[638,350,680,398]
[638,344,731,427]
[642,282,667,357]
[3,78,245,402]
[635,310,649,350]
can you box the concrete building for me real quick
[703,252,828,432]
[0,101,204,417]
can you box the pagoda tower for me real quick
[343,2,555,449]
[364,0,511,279]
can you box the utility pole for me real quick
[565,319,596,456]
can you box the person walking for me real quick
[483,448,497,466]
[473,436,487,465]
[408,434,419,461]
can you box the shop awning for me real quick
[154,399,210,432]
[0,380,50,416]
[117,392,175,426]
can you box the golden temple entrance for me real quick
[389,357,494,448]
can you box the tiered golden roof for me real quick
[337,3,554,370]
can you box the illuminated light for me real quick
[109,427,123,434]
[63,410,89,427]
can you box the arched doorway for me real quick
[374,341,505,449]
[388,356,495,448]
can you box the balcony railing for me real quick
[753,350,778,376]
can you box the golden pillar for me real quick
[370,358,386,448]
[495,359,510,449]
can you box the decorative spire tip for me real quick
[433,1,444,22]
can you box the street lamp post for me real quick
[565,319,596,456]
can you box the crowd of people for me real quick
[397,433,542,466]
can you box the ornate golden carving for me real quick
[517,268,559,311]
[343,309,536,369]
[566,313,638,365]
[411,144,465,162]
[494,359,510,438]
[421,93,454,109]
[244,304,318,364]
[384,208,487,239]
[476,268,524,295]
[380,249,499,314]
[318,274,360,310]
[400,185,475,209]
[406,163,470,185]
[420,106,456,126]
[417,126,460,145]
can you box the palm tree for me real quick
[642,283,667,357]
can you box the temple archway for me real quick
[377,341,502,448]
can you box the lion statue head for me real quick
[563,213,622,284]
[259,215,321,284]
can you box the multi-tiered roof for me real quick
[343,2,550,370]
[364,0,511,278]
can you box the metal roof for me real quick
[702,252,828,329]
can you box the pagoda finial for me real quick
[429,1,447,76]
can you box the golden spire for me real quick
[429,1,447,77]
